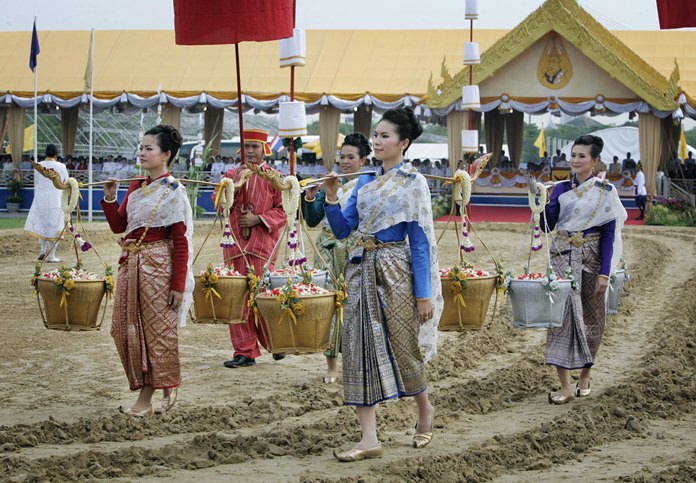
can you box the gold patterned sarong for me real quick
[545,236,605,369]
[342,242,426,406]
[111,241,181,390]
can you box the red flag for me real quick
[173,0,294,45]
[657,0,696,29]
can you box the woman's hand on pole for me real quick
[323,172,340,202]
[104,179,118,201]
[305,185,319,200]
[417,298,433,325]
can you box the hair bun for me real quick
[343,132,372,157]
[404,107,423,142]
[144,124,183,167]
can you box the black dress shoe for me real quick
[272,353,286,361]
[223,355,256,368]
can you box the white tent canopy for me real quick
[560,127,695,165]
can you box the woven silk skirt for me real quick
[341,242,426,406]
[545,237,606,369]
[112,241,181,391]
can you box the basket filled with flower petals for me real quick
[33,264,112,331]
[192,264,248,324]
[255,281,337,354]
[505,269,575,329]
[438,264,498,331]
[606,268,629,315]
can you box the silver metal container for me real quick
[508,279,573,329]
[606,269,627,314]
[269,270,328,289]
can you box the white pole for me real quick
[88,29,94,222]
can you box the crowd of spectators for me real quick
[5,145,696,190]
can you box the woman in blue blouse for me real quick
[302,133,371,384]
[324,108,443,461]
[542,135,627,404]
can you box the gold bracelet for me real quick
[103,196,117,203]
[598,274,610,279]
[304,195,316,202]
[325,196,340,205]
[416,297,432,302]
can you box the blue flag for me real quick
[29,19,40,72]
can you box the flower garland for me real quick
[453,169,475,253]
[220,222,236,249]
[285,220,307,267]
[199,263,223,302]
[246,265,263,327]
[334,274,348,325]
[104,265,114,297]
[69,224,92,252]
[61,178,80,223]
[215,178,237,249]
[281,175,301,227]
[528,181,547,252]
[276,281,304,324]
[60,177,94,252]
[31,262,41,296]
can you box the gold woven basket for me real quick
[255,292,336,354]
[439,275,497,331]
[192,276,249,324]
[36,278,107,331]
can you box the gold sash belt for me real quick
[124,239,170,255]
[557,231,600,248]
[354,236,406,252]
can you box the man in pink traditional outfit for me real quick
[221,129,286,368]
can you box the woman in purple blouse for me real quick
[542,135,627,404]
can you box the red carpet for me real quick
[437,206,645,225]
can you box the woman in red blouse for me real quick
[102,125,193,417]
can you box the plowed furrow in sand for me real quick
[493,408,696,482]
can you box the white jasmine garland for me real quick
[61,177,80,223]
[217,178,235,216]
[453,169,472,208]
[281,175,300,226]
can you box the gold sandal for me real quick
[333,444,383,462]
[548,392,575,405]
[413,412,434,448]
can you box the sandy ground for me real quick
[1,220,696,482]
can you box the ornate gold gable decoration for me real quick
[427,0,680,112]
[537,34,572,89]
